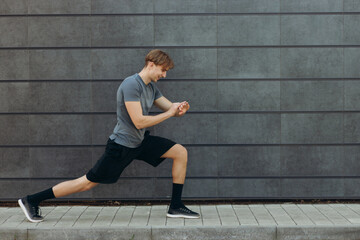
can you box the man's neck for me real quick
[138,69,151,85]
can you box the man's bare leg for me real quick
[53,175,98,198]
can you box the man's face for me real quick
[149,63,168,83]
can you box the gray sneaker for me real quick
[167,205,200,219]
[18,197,44,223]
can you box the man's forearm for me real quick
[135,111,173,129]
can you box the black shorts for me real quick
[86,131,176,184]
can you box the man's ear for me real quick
[148,61,155,68]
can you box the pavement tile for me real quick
[111,206,135,227]
[0,208,19,226]
[200,205,221,226]
[313,204,351,225]
[166,215,184,226]
[249,204,277,225]
[280,204,314,225]
[72,206,103,228]
[232,205,258,225]
[297,204,333,225]
[55,206,87,228]
[129,206,151,227]
[184,205,202,226]
[148,205,167,226]
[216,205,239,226]
[265,204,296,225]
[329,204,360,224]
[92,206,119,227]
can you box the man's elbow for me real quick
[133,119,145,130]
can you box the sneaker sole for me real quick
[18,199,43,223]
[166,213,200,219]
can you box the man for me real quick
[18,49,200,222]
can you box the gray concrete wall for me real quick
[0,0,360,201]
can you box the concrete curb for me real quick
[2,226,360,240]
[276,225,360,240]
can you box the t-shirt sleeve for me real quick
[122,79,141,102]
[154,84,163,100]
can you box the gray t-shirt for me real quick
[109,73,163,148]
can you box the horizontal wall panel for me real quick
[218,81,280,111]
[92,16,154,47]
[0,50,29,81]
[344,0,360,12]
[163,48,217,79]
[343,146,360,176]
[218,0,280,13]
[0,82,30,112]
[344,179,360,197]
[345,80,360,111]
[281,0,343,12]
[28,17,91,47]
[0,148,30,178]
[281,179,344,198]
[155,81,218,112]
[280,146,344,176]
[281,113,343,144]
[91,49,150,80]
[0,0,27,15]
[91,0,153,14]
[218,16,280,46]
[0,115,29,145]
[280,81,344,111]
[155,16,217,46]
[154,114,217,144]
[0,18,27,47]
[92,81,120,112]
[92,114,117,145]
[218,114,281,144]
[218,179,281,198]
[344,113,360,143]
[0,181,31,199]
[154,0,217,13]
[29,115,92,145]
[30,50,91,80]
[281,15,343,45]
[30,147,93,178]
[218,146,281,177]
[218,48,280,79]
[29,82,91,112]
[281,48,343,78]
[345,48,360,78]
[28,0,91,14]
[344,15,360,45]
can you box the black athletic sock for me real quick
[27,188,55,206]
[170,183,184,209]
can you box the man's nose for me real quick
[162,72,166,78]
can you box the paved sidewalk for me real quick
[1,204,360,239]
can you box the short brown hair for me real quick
[145,49,174,70]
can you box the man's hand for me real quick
[168,102,182,117]
[176,101,190,117]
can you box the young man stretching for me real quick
[18,49,200,222]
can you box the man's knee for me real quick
[172,144,188,163]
